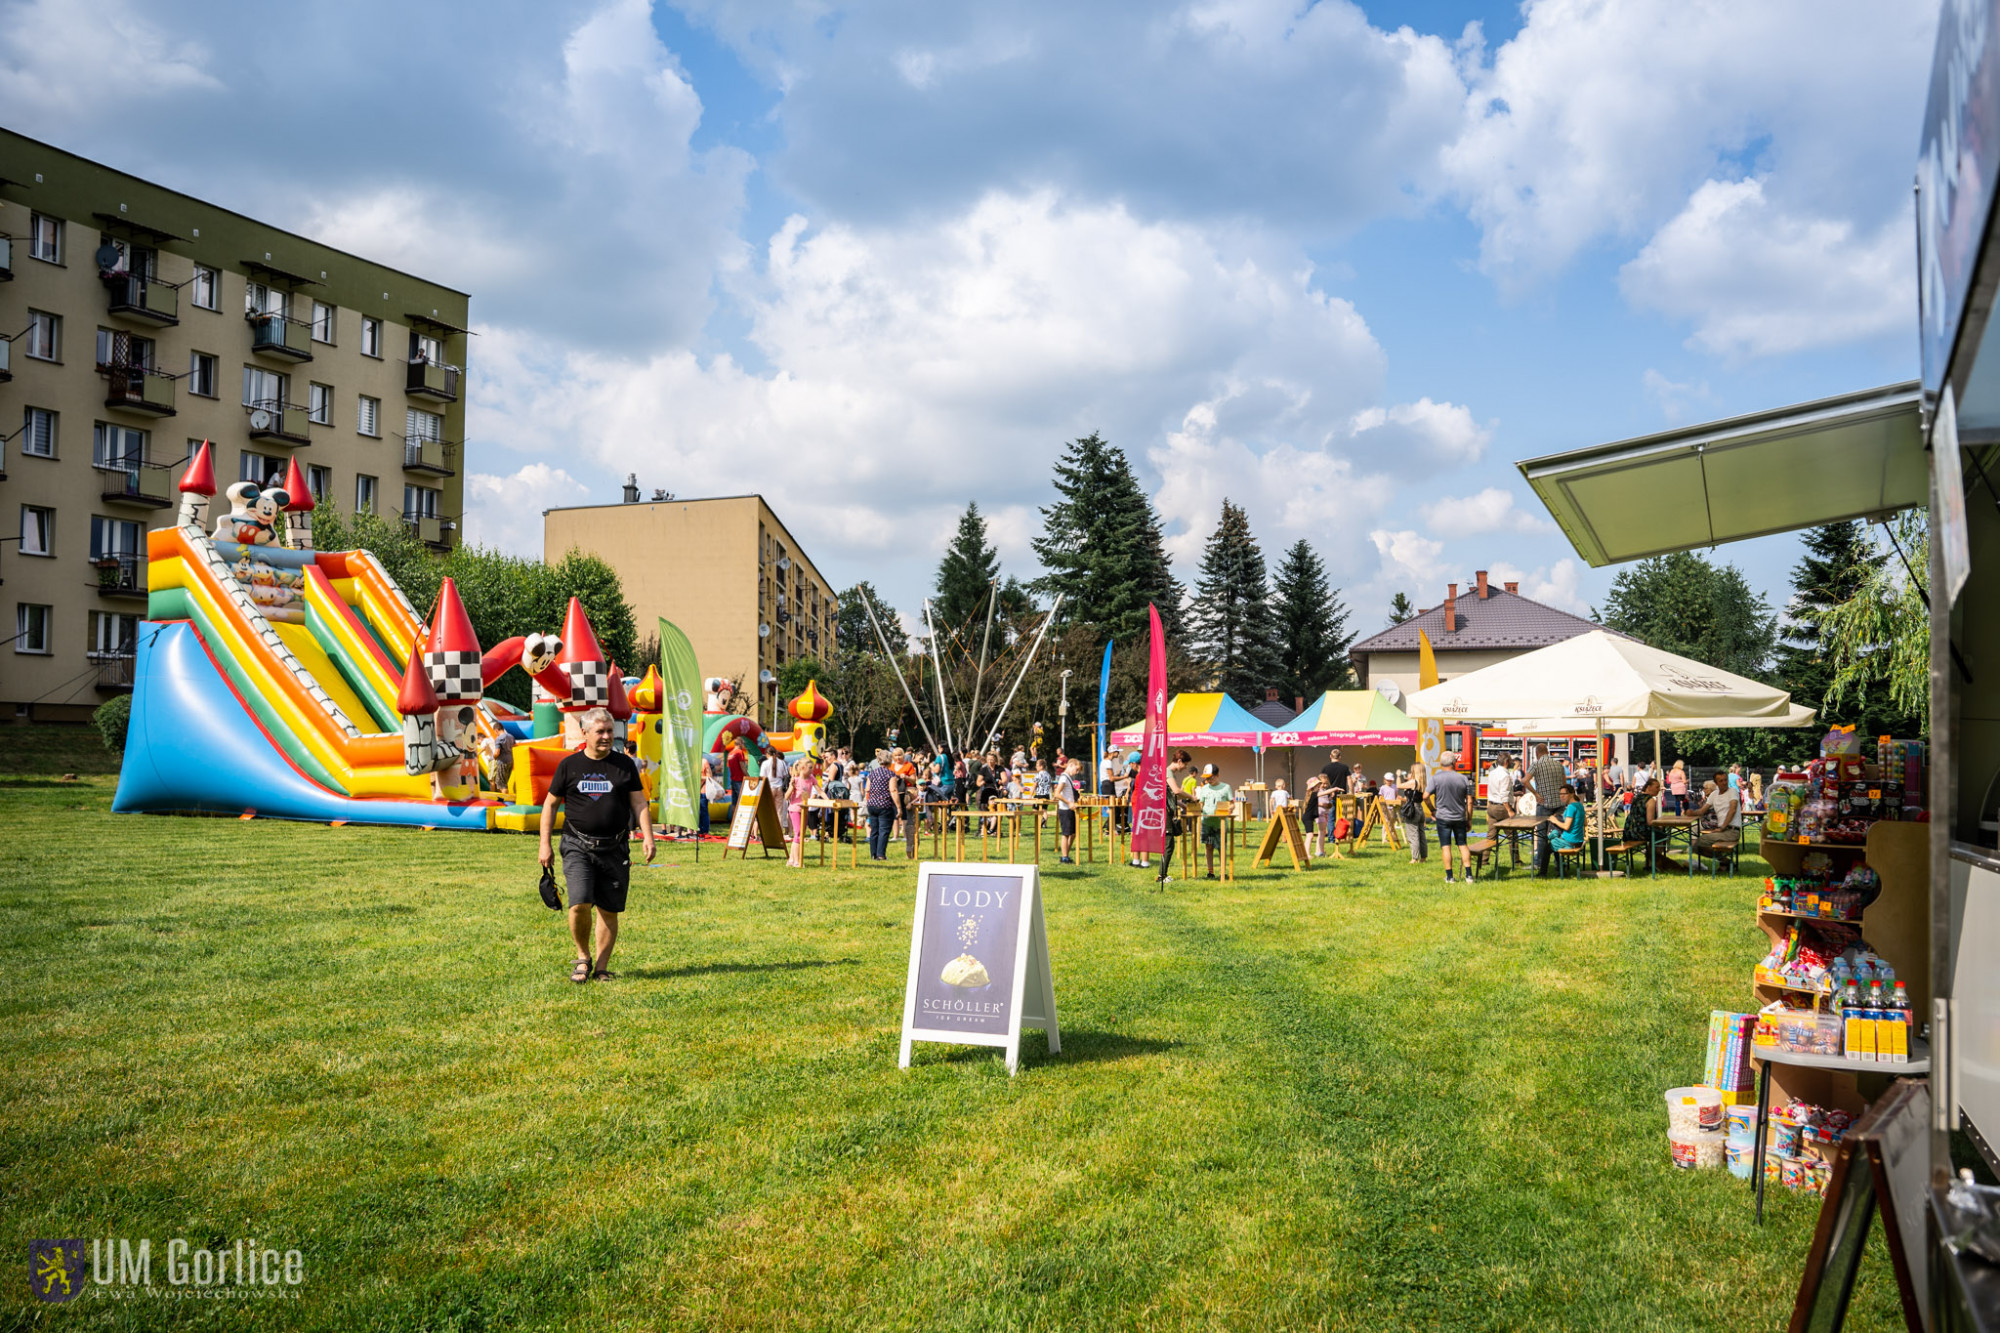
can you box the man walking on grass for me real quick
[1427,754,1473,884]
[539,708,655,984]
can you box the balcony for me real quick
[248,312,313,361]
[97,460,174,508]
[0,235,11,280]
[90,554,148,599]
[406,358,460,402]
[400,435,457,476]
[0,336,9,382]
[102,363,177,416]
[247,399,311,446]
[401,511,456,550]
[103,273,179,326]
[91,652,137,693]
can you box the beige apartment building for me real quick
[0,130,469,721]
[544,492,839,722]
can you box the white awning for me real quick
[1516,382,1926,568]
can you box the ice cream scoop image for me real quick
[940,954,991,988]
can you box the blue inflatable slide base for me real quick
[113,620,493,829]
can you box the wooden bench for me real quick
[1552,844,1586,877]
[1693,832,1741,876]
[1465,837,1499,878]
[1599,840,1645,876]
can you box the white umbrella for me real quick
[1405,631,1809,873]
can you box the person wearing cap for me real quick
[1426,752,1474,884]
[1192,763,1234,880]
[540,708,655,983]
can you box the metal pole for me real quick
[924,599,955,753]
[866,594,939,754]
[1059,669,1072,757]
[967,579,999,745]
[981,595,1063,754]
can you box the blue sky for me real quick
[0,0,1938,633]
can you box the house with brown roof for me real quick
[1348,570,1615,700]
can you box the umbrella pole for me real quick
[1596,720,1609,877]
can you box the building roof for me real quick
[1348,586,1615,659]
[1248,700,1297,727]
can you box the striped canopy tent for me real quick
[1274,690,1419,746]
[1108,692,1272,748]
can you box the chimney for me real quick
[621,473,640,504]
[1444,583,1457,633]
[1295,696,1305,713]
[1504,580,1519,594]
[1476,570,1489,599]
[1266,687,1280,702]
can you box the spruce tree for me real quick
[1032,432,1185,642]
[933,501,1002,630]
[1185,499,1282,705]
[1774,522,1885,722]
[1270,539,1354,701]
[1386,592,1415,626]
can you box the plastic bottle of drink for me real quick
[1842,981,1869,1062]
[1868,980,1889,1064]
[1889,982,1914,1063]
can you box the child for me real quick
[1194,763,1233,880]
[1303,775,1325,857]
[1055,758,1081,864]
[1268,777,1291,810]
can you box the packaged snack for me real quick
[1727,1140,1755,1179]
[1771,1121,1801,1156]
[1664,1086,1723,1133]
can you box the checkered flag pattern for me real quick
[425,650,484,701]
[562,659,610,706]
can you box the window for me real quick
[308,382,332,425]
[239,451,285,486]
[311,301,335,344]
[190,264,219,311]
[90,611,139,658]
[19,506,53,557]
[244,282,287,318]
[403,484,440,519]
[25,310,59,361]
[360,316,382,358]
[307,465,332,503]
[411,331,444,364]
[97,329,154,369]
[15,604,51,655]
[100,240,156,280]
[356,394,380,437]
[405,407,443,442]
[355,474,378,514]
[89,515,143,559]
[188,352,218,397]
[242,365,285,408]
[21,409,56,458]
[93,423,149,468]
[28,214,61,264]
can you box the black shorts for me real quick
[1435,818,1470,847]
[561,836,630,912]
[1058,808,1077,838]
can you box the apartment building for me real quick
[0,130,469,721]
[543,491,839,722]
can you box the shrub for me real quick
[93,694,131,753]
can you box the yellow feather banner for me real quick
[1417,630,1444,770]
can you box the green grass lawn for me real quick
[0,772,1912,1331]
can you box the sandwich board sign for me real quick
[727,777,786,858]
[1253,805,1312,869]
[899,862,1059,1075]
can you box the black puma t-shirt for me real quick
[548,750,643,838]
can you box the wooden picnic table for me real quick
[1648,814,1700,876]
[1490,814,1547,873]
[946,806,1026,862]
[804,796,860,869]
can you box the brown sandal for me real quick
[591,969,616,981]
[570,958,592,984]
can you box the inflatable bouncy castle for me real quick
[113,443,626,831]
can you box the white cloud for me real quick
[1444,0,1932,289]
[0,0,221,126]
[462,464,592,555]
[1420,487,1548,536]
[1488,558,1588,615]
[1641,369,1714,424]
[1368,528,1449,595]
[1619,178,1912,357]
[467,191,1402,612]
[1349,397,1492,473]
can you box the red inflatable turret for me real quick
[424,578,483,702]
[554,596,609,709]
[178,439,217,528]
